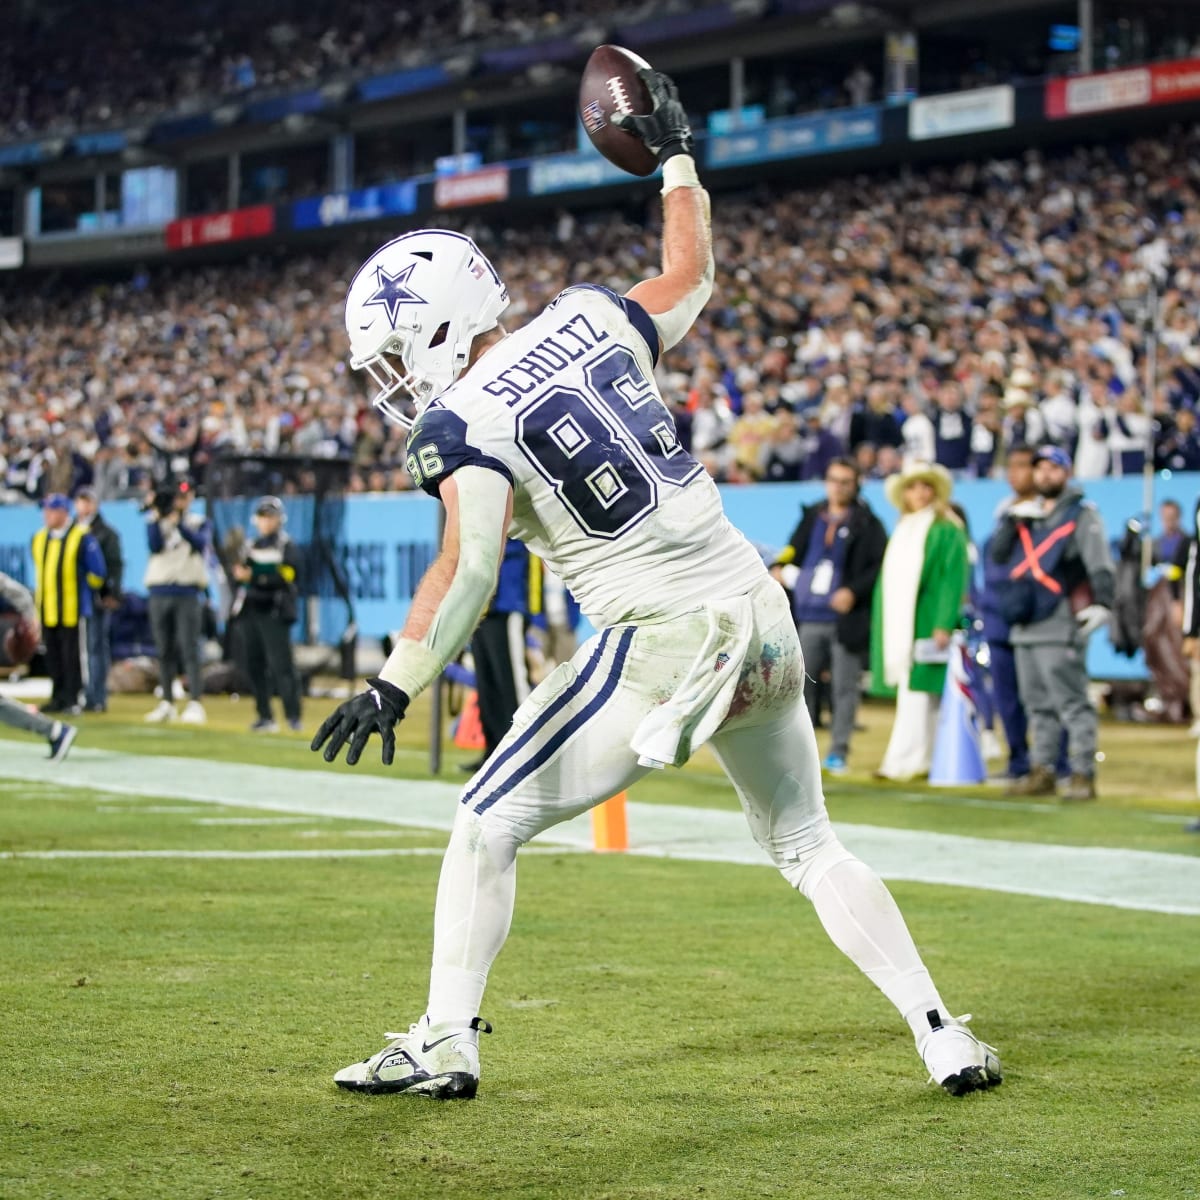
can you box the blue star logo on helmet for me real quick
[363,262,427,329]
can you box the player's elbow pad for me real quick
[649,254,714,352]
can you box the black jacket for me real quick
[778,498,887,653]
[87,511,124,600]
[242,531,301,624]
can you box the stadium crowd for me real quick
[6,0,1200,147]
[0,0,703,143]
[4,126,1200,502]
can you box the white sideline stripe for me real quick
[3,847,582,861]
[191,817,314,826]
[0,745,1198,915]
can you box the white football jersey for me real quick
[404,285,766,627]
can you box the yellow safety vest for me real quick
[31,523,88,628]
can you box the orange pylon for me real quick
[591,791,628,852]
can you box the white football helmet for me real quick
[345,229,509,428]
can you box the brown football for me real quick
[578,44,658,177]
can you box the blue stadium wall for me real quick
[2,473,1192,679]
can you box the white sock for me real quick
[425,812,517,1027]
[804,856,952,1041]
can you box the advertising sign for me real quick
[433,166,509,209]
[529,152,636,195]
[1045,57,1200,119]
[291,182,417,231]
[707,107,880,169]
[909,86,1014,140]
[165,204,276,250]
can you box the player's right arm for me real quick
[311,408,516,767]
[618,71,713,354]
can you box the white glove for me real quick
[1075,604,1111,638]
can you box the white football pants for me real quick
[427,579,950,1039]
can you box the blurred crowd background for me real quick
[4,126,1200,501]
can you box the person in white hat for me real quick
[871,463,970,780]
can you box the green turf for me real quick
[1,772,1198,1200]
[2,692,1199,1198]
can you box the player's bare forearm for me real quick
[400,550,461,643]
[626,167,713,351]
[628,183,712,316]
[659,183,711,288]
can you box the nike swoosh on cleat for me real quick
[419,1033,459,1054]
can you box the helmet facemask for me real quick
[346,231,509,431]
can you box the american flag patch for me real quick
[469,259,486,280]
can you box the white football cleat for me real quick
[334,1016,491,1099]
[918,1011,1002,1096]
[144,700,177,723]
[180,700,207,725]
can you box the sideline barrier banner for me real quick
[909,86,1014,140]
[1045,56,1200,119]
[2,473,1192,677]
[707,106,880,169]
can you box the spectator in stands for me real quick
[726,390,776,482]
[850,384,902,454]
[1001,388,1045,459]
[762,410,807,482]
[1107,391,1152,476]
[872,463,969,782]
[900,394,935,466]
[30,494,106,715]
[143,480,210,725]
[73,487,123,713]
[932,380,972,473]
[772,458,887,773]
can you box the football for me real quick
[2,614,40,667]
[578,44,658,177]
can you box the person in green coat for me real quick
[871,462,970,780]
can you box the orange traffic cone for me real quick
[452,689,487,751]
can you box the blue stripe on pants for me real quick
[471,626,635,816]
[462,627,614,810]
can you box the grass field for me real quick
[2,692,1198,1200]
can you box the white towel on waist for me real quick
[630,594,754,769]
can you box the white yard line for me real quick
[1,744,1197,916]
[5,846,581,861]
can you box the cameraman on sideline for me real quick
[143,479,210,724]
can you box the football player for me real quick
[314,69,1001,1101]
[0,571,77,761]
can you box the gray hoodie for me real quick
[992,486,1115,646]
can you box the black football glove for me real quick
[311,676,410,767]
[613,68,694,163]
